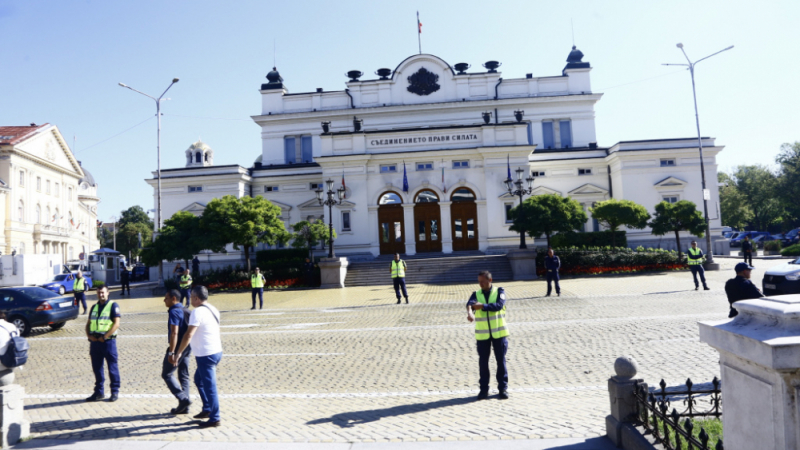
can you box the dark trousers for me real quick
[743,251,753,265]
[251,288,263,308]
[120,281,130,295]
[180,288,191,306]
[90,339,120,396]
[477,337,508,393]
[74,292,86,311]
[546,270,561,295]
[195,352,223,422]
[393,277,408,300]
[690,265,707,288]
[162,347,192,402]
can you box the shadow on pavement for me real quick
[28,413,198,443]
[24,399,87,410]
[545,437,617,449]
[307,396,475,428]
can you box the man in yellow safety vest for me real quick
[179,269,193,306]
[84,285,121,402]
[73,270,89,314]
[391,253,409,304]
[467,270,509,400]
[251,267,266,310]
[687,241,710,291]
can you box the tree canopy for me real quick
[140,211,211,269]
[775,142,800,226]
[649,200,706,259]
[291,220,335,259]
[509,194,587,248]
[589,199,650,247]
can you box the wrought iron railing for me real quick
[633,377,723,450]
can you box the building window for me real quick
[663,196,679,204]
[188,186,203,192]
[342,211,351,231]
[380,164,397,173]
[453,160,470,169]
[310,182,323,190]
[504,203,514,223]
[46,180,51,194]
[578,168,592,176]
[54,183,59,197]
[36,177,41,192]
[195,152,202,163]
[35,205,41,224]
[46,207,50,224]
[264,186,279,192]
[284,136,313,164]
[68,187,72,200]
[54,208,60,225]
[18,171,24,187]
[531,171,545,177]
[17,200,23,222]
[204,153,209,162]
[416,162,433,171]
[543,120,572,148]
[542,122,554,149]
[559,120,572,148]
[660,159,676,167]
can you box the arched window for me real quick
[195,152,202,163]
[451,188,476,202]
[414,190,439,203]
[204,152,209,162]
[378,192,403,205]
[35,205,41,224]
[46,207,51,224]
[17,200,23,222]
[55,208,60,225]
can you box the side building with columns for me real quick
[146,47,724,270]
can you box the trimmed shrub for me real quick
[764,240,782,251]
[781,244,800,256]
[550,231,627,249]
[255,249,308,267]
[537,247,684,276]
[92,280,105,289]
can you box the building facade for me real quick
[0,124,100,262]
[147,47,723,266]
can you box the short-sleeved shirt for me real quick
[168,303,190,345]
[93,301,121,320]
[188,303,222,357]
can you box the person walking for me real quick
[391,253,409,304]
[724,262,764,318]
[73,270,89,315]
[250,268,266,310]
[162,289,192,415]
[85,285,121,402]
[120,266,131,296]
[179,269,192,306]
[687,240,710,291]
[466,270,509,400]
[173,286,223,428]
[742,236,754,266]
[544,247,561,297]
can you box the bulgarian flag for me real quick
[417,11,422,33]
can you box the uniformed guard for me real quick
[179,269,193,306]
[85,285,121,402]
[544,247,561,297]
[466,270,509,400]
[741,236,754,266]
[73,270,89,314]
[687,241,710,291]
[250,267,266,310]
[391,253,409,304]
[724,262,764,317]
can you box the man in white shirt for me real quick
[172,285,222,428]
[0,312,19,371]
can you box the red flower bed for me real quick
[536,263,686,277]
[206,278,303,291]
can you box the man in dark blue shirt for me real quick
[544,247,561,297]
[724,263,764,318]
[162,289,191,414]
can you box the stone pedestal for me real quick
[699,295,800,450]
[0,382,30,447]
[506,249,537,280]
[319,257,349,289]
[605,356,650,449]
[703,261,721,271]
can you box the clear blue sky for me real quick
[1,0,797,221]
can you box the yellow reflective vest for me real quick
[687,247,704,265]
[89,301,118,337]
[391,260,406,278]
[73,277,86,293]
[180,274,192,289]
[474,288,509,340]
[251,274,265,288]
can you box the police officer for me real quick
[303,258,315,287]
[192,256,201,276]
[85,285,121,402]
[742,236,754,266]
[687,241,710,291]
[724,262,764,318]
[250,267,266,310]
[544,247,561,297]
[73,270,89,314]
[467,270,509,400]
[391,253,409,304]
[120,266,131,296]
[179,269,192,306]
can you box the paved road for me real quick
[18,259,779,445]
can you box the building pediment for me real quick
[530,186,562,196]
[181,202,207,216]
[654,176,688,189]
[298,197,355,210]
[568,183,609,196]
[14,125,83,176]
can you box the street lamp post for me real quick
[119,78,179,286]
[664,43,733,269]
[505,167,535,249]
[315,179,345,258]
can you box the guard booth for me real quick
[89,248,121,285]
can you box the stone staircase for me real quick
[344,252,513,286]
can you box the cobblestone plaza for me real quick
[19,258,776,444]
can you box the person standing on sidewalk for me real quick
[391,253,409,304]
[466,270,509,400]
[73,271,89,314]
[687,240,710,291]
[742,236,754,266]
[85,285,121,402]
[162,289,191,415]
[544,247,561,297]
[120,266,131,296]
[179,269,192,306]
[173,285,223,428]
[303,258,315,287]
[250,267,266,310]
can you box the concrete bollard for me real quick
[0,368,30,447]
[606,356,648,449]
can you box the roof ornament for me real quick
[261,67,284,90]
[567,45,584,63]
[407,67,440,96]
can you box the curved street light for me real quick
[316,179,345,258]
[505,167,535,249]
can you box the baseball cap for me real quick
[735,262,754,273]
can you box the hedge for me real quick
[537,247,685,276]
[781,244,800,256]
[764,240,782,251]
[92,280,105,289]
[550,231,627,248]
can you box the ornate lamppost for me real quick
[315,179,345,258]
[505,167,534,249]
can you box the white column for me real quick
[476,200,489,251]
[368,205,380,257]
[402,203,416,256]
[440,201,453,254]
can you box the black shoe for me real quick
[171,399,191,415]
[695,286,699,291]
[477,391,489,400]
[557,293,560,297]
[250,306,256,310]
[498,391,509,400]
[198,420,220,428]
[85,393,105,402]
[193,411,210,419]
[405,298,409,304]
[396,299,401,304]
[704,286,710,291]
[108,393,119,402]
[82,310,87,315]
[545,294,551,297]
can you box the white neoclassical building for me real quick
[0,124,101,261]
[147,47,723,265]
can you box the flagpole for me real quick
[417,11,422,55]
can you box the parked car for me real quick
[751,234,771,248]
[763,258,800,296]
[730,231,771,247]
[132,265,149,282]
[0,287,80,336]
[721,226,733,237]
[39,273,93,295]
[781,228,800,246]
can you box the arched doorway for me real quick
[450,188,479,251]
[413,190,441,253]
[377,191,405,255]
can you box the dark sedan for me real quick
[0,287,80,336]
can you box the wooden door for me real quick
[378,205,405,255]
[451,201,479,251]
[413,203,442,253]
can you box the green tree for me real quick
[118,205,153,229]
[718,172,752,230]
[509,194,587,248]
[200,195,289,272]
[775,142,800,227]
[727,165,783,231]
[116,221,152,260]
[140,211,214,270]
[649,200,707,259]
[589,199,650,247]
[291,220,335,260]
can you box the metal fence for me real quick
[633,377,723,450]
